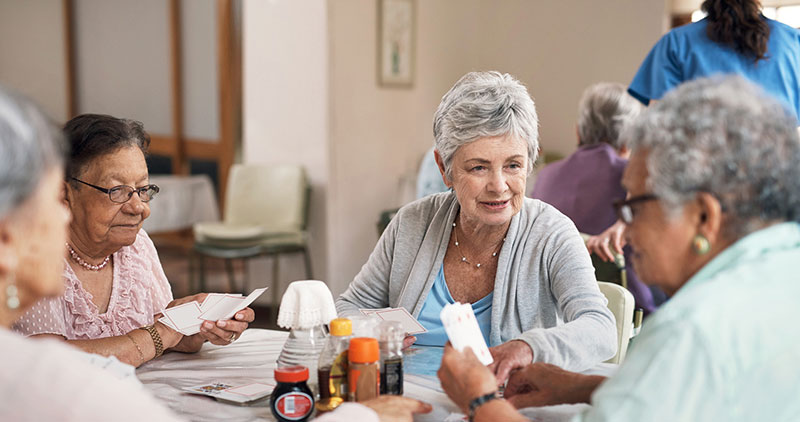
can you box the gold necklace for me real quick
[451,222,505,269]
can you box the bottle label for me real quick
[381,358,403,395]
[274,392,313,420]
[329,351,349,397]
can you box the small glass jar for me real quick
[348,337,380,402]
[271,366,314,422]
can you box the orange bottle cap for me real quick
[348,337,379,363]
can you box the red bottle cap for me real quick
[274,365,309,383]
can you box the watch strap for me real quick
[468,391,499,422]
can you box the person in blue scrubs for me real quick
[629,0,800,121]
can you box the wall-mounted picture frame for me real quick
[377,0,415,87]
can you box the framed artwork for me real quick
[377,0,415,87]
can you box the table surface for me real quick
[137,329,614,422]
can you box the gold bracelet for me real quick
[142,324,164,358]
[125,332,145,365]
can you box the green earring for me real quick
[692,235,711,255]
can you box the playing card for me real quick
[440,302,493,365]
[183,381,275,404]
[225,383,273,397]
[200,293,242,312]
[198,287,267,321]
[374,308,428,335]
[163,301,202,331]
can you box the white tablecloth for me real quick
[137,329,616,422]
[143,175,220,234]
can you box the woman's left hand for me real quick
[197,307,255,346]
[487,340,534,385]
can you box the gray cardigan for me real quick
[336,192,617,371]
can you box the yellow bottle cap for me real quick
[329,318,352,336]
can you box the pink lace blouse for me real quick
[13,230,173,339]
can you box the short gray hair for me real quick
[577,82,643,150]
[433,71,539,181]
[624,76,800,239]
[0,87,66,219]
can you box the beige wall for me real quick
[242,0,330,301]
[0,0,68,122]
[325,0,665,294]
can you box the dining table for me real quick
[137,329,616,422]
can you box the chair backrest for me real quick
[223,164,310,233]
[598,281,635,364]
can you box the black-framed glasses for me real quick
[70,177,160,204]
[613,193,658,224]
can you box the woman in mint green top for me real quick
[438,75,800,422]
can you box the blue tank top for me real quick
[413,265,493,346]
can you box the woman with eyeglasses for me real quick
[12,114,254,367]
[437,76,800,421]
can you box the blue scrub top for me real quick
[413,265,493,346]
[629,17,800,121]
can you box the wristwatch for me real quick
[468,391,500,422]
[142,324,164,358]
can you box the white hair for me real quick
[432,71,539,181]
[0,87,66,219]
[577,82,643,150]
[624,76,800,238]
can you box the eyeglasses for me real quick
[613,193,658,224]
[70,177,160,204]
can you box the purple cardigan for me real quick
[530,143,657,314]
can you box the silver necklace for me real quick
[66,243,110,271]
[451,222,505,269]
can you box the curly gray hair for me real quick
[577,82,643,150]
[624,76,800,238]
[432,71,539,181]
[0,87,66,219]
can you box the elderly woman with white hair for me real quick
[438,76,800,421]
[337,71,617,384]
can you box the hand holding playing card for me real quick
[439,302,493,365]
[437,343,498,414]
[158,288,265,351]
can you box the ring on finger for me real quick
[228,333,236,343]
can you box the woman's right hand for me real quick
[361,396,432,422]
[585,220,626,262]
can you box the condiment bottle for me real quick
[316,318,352,413]
[348,337,380,402]
[271,366,314,422]
[378,320,404,395]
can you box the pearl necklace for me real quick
[66,243,110,271]
[451,222,505,269]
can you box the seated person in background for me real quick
[0,87,428,422]
[13,114,254,367]
[337,71,617,384]
[530,82,664,315]
[416,146,449,198]
[438,76,800,421]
